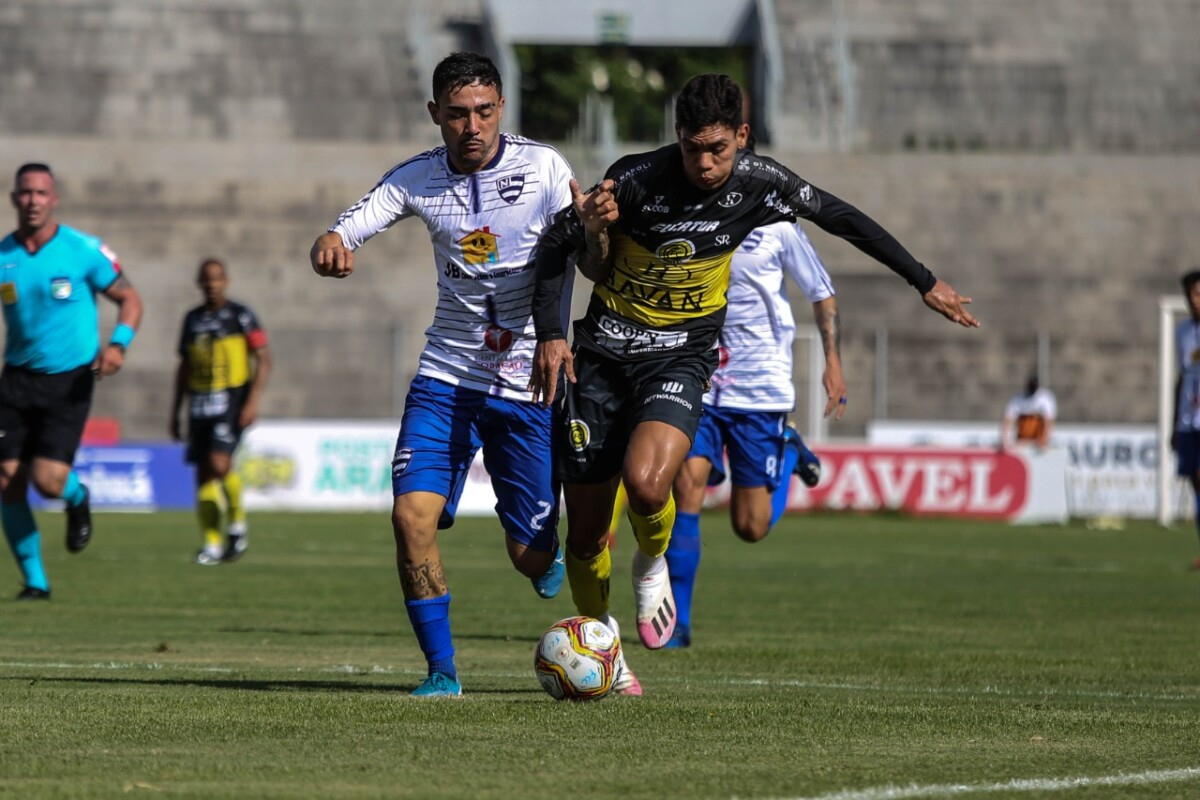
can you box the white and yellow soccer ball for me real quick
[534,616,622,701]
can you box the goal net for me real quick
[1158,294,1191,526]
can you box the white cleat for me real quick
[600,615,643,697]
[631,553,676,649]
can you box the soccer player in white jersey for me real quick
[1172,270,1200,570]
[309,52,641,697]
[664,221,845,648]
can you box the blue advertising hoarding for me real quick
[29,443,194,511]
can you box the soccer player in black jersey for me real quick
[170,258,271,565]
[530,74,979,650]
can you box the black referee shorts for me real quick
[0,363,95,464]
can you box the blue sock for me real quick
[2,500,47,591]
[771,443,800,528]
[62,471,87,508]
[665,511,701,630]
[404,593,456,680]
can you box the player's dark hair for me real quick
[674,74,743,134]
[197,257,226,281]
[1025,374,1040,396]
[1182,270,1200,293]
[14,162,53,183]
[432,52,502,101]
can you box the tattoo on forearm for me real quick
[818,306,841,361]
[399,559,447,600]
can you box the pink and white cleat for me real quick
[631,553,677,649]
[600,615,643,697]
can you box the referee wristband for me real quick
[110,323,136,350]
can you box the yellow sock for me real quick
[628,494,675,559]
[222,471,245,525]
[606,481,628,539]
[197,480,224,551]
[565,546,611,619]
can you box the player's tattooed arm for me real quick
[813,296,847,420]
[399,559,448,600]
[97,272,144,377]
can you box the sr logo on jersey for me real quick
[459,227,500,265]
[654,238,695,265]
[496,174,525,204]
[567,419,590,452]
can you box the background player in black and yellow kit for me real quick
[170,258,270,565]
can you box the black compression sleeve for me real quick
[809,188,937,295]
[531,209,580,342]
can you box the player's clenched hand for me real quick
[571,178,618,237]
[922,278,980,328]
[311,232,355,278]
[529,339,574,407]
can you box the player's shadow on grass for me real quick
[7,675,541,695]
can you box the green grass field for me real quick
[1,511,1198,799]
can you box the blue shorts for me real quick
[1176,430,1200,477]
[688,406,788,490]
[391,375,559,551]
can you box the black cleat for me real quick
[65,487,93,553]
[16,586,50,601]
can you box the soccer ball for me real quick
[534,616,622,701]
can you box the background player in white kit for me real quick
[309,52,641,697]
[664,220,846,648]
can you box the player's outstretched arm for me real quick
[311,231,355,278]
[528,339,574,407]
[922,278,980,328]
[812,297,847,420]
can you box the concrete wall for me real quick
[1,0,1197,440]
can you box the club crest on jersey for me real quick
[718,191,743,208]
[654,238,696,265]
[567,419,590,452]
[459,227,500,265]
[0,282,16,305]
[484,324,513,353]
[496,174,526,204]
[50,277,72,300]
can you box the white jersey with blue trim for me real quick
[1175,317,1200,431]
[704,221,834,411]
[331,134,575,401]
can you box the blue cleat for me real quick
[531,547,565,599]
[411,672,462,698]
[785,424,822,488]
[663,623,691,650]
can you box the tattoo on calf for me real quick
[400,559,447,599]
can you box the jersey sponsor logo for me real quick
[484,324,513,353]
[50,277,72,300]
[0,282,16,305]
[567,419,590,452]
[650,221,719,234]
[595,314,689,354]
[763,190,793,217]
[718,191,743,208]
[496,174,526,204]
[458,227,500,265]
[641,196,671,214]
[642,390,693,412]
[653,238,696,264]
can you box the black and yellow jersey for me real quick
[178,300,267,395]
[533,144,936,360]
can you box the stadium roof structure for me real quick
[480,0,784,144]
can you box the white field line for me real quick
[0,660,1195,703]
[774,766,1200,800]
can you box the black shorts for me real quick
[186,388,247,464]
[0,363,95,464]
[556,346,719,484]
